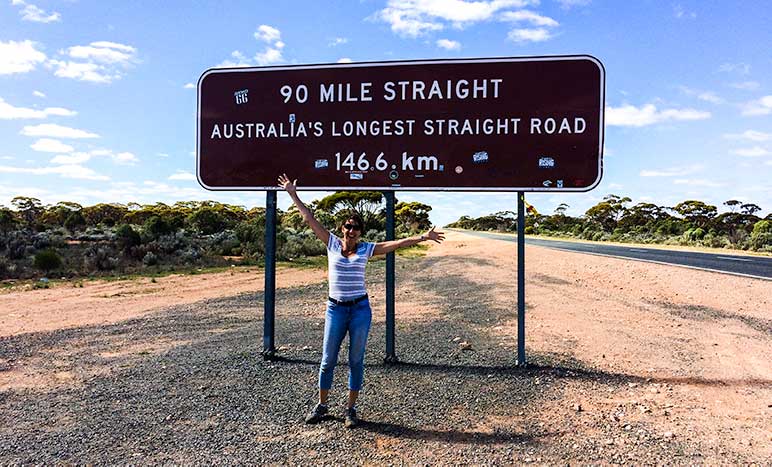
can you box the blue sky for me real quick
[1,0,771,227]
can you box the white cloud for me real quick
[255,47,283,66]
[254,25,281,43]
[30,138,74,153]
[729,81,760,91]
[158,153,170,158]
[337,58,353,63]
[48,41,139,83]
[113,152,139,165]
[723,130,771,142]
[50,153,91,164]
[606,103,711,127]
[49,148,138,165]
[0,97,77,119]
[697,92,723,104]
[718,62,750,74]
[730,146,770,157]
[329,37,348,47]
[678,86,723,104]
[67,42,137,64]
[47,60,115,83]
[557,0,590,8]
[500,10,558,26]
[0,40,47,75]
[21,123,99,139]
[183,83,195,89]
[436,38,461,50]
[218,50,252,68]
[0,164,109,181]
[673,179,726,188]
[507,28,552,43]
[11,0,60,23]
[168,171,196,181]
[220,26,285,68]
[741,95,772,116]
[32,90,46,98]
[373,0,536,38]
[640,164,703,177]
[673,4,696,19]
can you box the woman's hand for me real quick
[422,226,445,243]
[277,173,297,195]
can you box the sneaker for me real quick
[304,403,328,424]
[344,407,359,428]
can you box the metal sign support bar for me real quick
[384,191,398,363]
[262,190,277,360]
[517,191,526,366]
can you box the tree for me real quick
[64,211,86,231]
[723,200,741,213]
[585,195,631,232]
[673,200,717,228]
[11,196,43,227]
[315,191,385,232]
[0,207,20,236]
[554,203,569,216]
[81,203,128,226]
[740,203,761,216]
[188,206,228,234]
[395,201,432,234]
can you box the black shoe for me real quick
[344,407,359,428]
[305,403,328,424]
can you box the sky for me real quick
[1,0,771,227]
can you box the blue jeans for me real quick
[318,298,372,392]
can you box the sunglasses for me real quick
[343,223,362,231]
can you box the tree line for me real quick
[447,195,772,252]
[0,194,433,280]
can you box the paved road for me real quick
[454,230,772,280]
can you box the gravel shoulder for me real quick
[1,231,770,464]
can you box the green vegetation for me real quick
[0,194,434,280]
[447,195,771,253]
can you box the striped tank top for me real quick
[327,233,375,301]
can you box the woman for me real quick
[277,174,444,428]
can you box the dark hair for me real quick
[341,211,364,230]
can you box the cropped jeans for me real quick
[318,298,372,392]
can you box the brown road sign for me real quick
[197,55,605,192]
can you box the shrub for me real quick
[188,207,227,235]
[524,226,535,235]
[0,256,14,278]
[34,249,62,273]
[143,215,174,239]
[142,251,159,266]
[235,219,265,258]
[750,220,772,251]
[83,245,118,271]
[64,211,86,231]
[278,231,326,259]
[115,224,141,252]
[7,238,27,260]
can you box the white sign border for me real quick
[196,54,605,193]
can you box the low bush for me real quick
[34,249,62,274]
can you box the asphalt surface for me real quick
[454,230,772,280]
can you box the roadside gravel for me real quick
[0,246,766,464]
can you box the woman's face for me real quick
[341,218,362,242]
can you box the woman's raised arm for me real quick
[277,174,330,245]
[372,226,444,256]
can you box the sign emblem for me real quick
[234,89,248,105]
